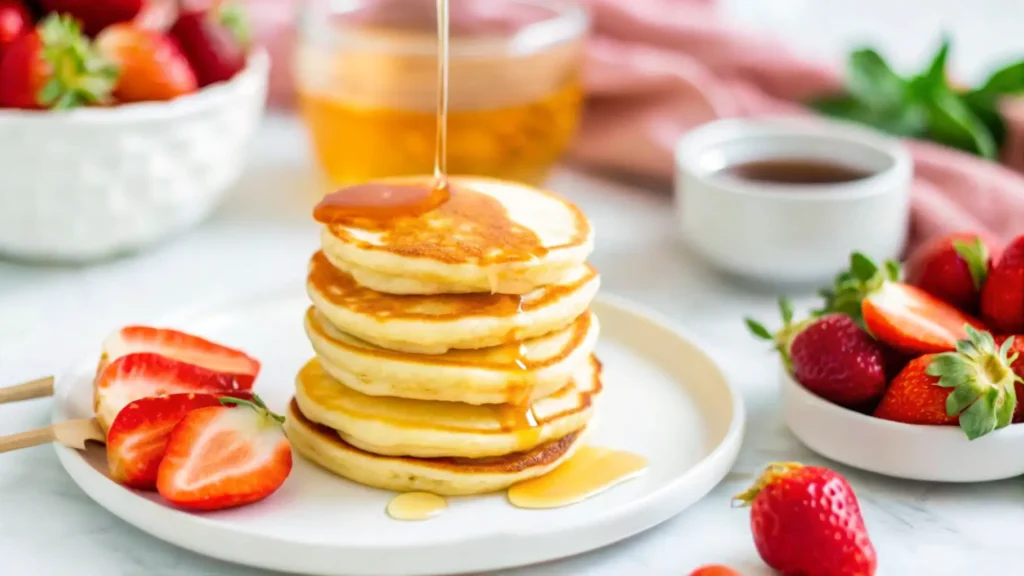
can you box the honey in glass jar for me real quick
[296,0,587,188]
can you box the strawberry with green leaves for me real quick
[821,252,986,355]
[905,232,999,314]
[734,462,877,576]
[875,326,1022,439]
[170,1,250,87]
[157,394,292,510]
[0,14,118,109]
[981,235,1024,334]
[747,299,887,409]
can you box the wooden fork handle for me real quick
[0,427,55,453]
[0,377,54,405]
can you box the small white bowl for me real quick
[0,50,269,263]
[781,367,1024,482]
[674,117,912,285]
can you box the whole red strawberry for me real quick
[38,0,143,37]
[788,314,887,408]
[981,235,1024,334]
[994,334,1024,423]
[734,462,876,576]
[0,0,32,60]
[0,14,118,109]
[170,1,249,87]
[875,327,1020,439]
[905,232,999,314]
[747,303,886,408]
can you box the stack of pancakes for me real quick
[284,177,601,496]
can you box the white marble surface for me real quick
[3,2,1024,574]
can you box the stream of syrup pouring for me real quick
[309,0,645,522]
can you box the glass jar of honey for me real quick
[296,0,588,188]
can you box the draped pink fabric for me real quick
[242,0,1024,251]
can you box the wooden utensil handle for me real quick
[0,377,54,404]
[0,427,55,453]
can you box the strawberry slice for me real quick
[107,393,228,490]
[99,326,260,388]
[94,353,246,430]
[157,395,292,511]
[820,253,986,355]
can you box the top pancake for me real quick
[319,176,594,295]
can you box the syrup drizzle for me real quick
[433,0,450,193]
[312,0,452,223]
[386,492,448,521]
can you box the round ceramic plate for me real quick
[52,289,745,576]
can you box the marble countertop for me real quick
[3,2,1024,574]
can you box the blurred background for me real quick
[2,0,1024,356]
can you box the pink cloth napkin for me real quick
[244,0,1024,252]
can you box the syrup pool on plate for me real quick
[387,492,449,521]
[508,446,650,509]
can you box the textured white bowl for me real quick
[780,366,1024,482]
[0,50,269,263]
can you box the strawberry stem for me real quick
[817,252,900,326]
[217,2,251,48]
[926,325,1018,440]
[952,237,990,290]
[220,393,286,425]
[731,462,804,508]
[36,14,119,109]
[745,298,810,373]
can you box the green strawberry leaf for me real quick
[926,325,1017,440]
[778,298,794,325]
[952,237,990,290]
[744,318,773,341]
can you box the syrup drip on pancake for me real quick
[313,183,451,221]
[386,491,448,521]
[496,295,541,449]
[507,446,649,509]
[308,252,597,321]
[318,185,553,265]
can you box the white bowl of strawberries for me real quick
[0,1,268,262]
[749,233,1024,482]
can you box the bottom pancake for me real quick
[284,400,586,496]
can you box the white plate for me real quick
[781,367,1024,482]
[52,290,745,576]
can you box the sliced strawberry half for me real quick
[94,352,247,430]
[98,326,260,388]
[157,395,292,511]
[820,252,986,355]
[107,393,228,490]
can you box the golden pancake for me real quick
[304,306,599,404]
[285,400,586,496]
[307,251,600,354]
[294,355,601,458]
[319,176,594,295]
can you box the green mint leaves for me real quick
[812,37,1024,159]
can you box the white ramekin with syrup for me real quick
[674,117,912,284]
